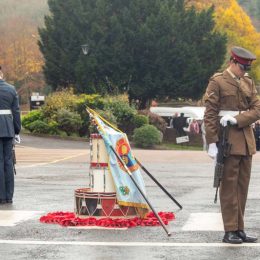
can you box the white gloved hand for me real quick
[207,143,218,159]
[220,115,237,127]
[14,135,21,144]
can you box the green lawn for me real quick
[155,142,203,151]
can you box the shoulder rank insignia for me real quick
[206,92,214,98]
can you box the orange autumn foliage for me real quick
[0,0,48,98]
[185,0,260,81]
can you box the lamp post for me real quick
[81,44,89,55]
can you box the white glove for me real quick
[14,135,21,144]
[208,143,218,159]
[220,115,237,127]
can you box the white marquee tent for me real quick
[150,106,205,120]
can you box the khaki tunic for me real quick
[204,69,260,231]
[204,70,260,155]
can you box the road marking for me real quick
[0,211,44,226]
[0,240,259,247]
[68,226,128,230]
[17,152,87,168]
[182,213,223,231]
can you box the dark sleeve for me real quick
[12,92,21,134]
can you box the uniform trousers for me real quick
[0,138,14,201]
[220,154,252,232]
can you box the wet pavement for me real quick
[0,134,260,260]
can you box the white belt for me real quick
[218,110,246,117]
[0,109,12,115]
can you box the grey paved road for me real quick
[0,134,260,260]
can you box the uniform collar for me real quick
[223,69,240,87]
[227,68,240,82]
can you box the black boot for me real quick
[237,230,257,243]
[222,231,243,244]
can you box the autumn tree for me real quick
[0,0,48,102]
[186,0,260,82]
[215,1,260,81]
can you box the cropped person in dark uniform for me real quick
[0,66,21,204]
[253,120,260,151]
[174,113,188,136]
[204,46,260,244]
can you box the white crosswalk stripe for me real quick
[0,210,44,226]
[182,212,224,231]
[0,211,224,231]
[0,240,259,247]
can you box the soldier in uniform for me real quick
[0,67,21,204]
[204,46,260,244]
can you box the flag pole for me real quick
[135,158,182,210]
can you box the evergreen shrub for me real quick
[133,125,163,148]
[132,114,149,128]
[22,109,44,130]
[56,109,83,136]
[26,120,54,134]
[22,91,141,137]
[41,89,78,120]
[104,96,136,133]
[75,94,105,136]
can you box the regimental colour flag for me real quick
[89,109,149,213]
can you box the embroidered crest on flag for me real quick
[116,137,139,173]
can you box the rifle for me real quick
[214,123,231,203]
